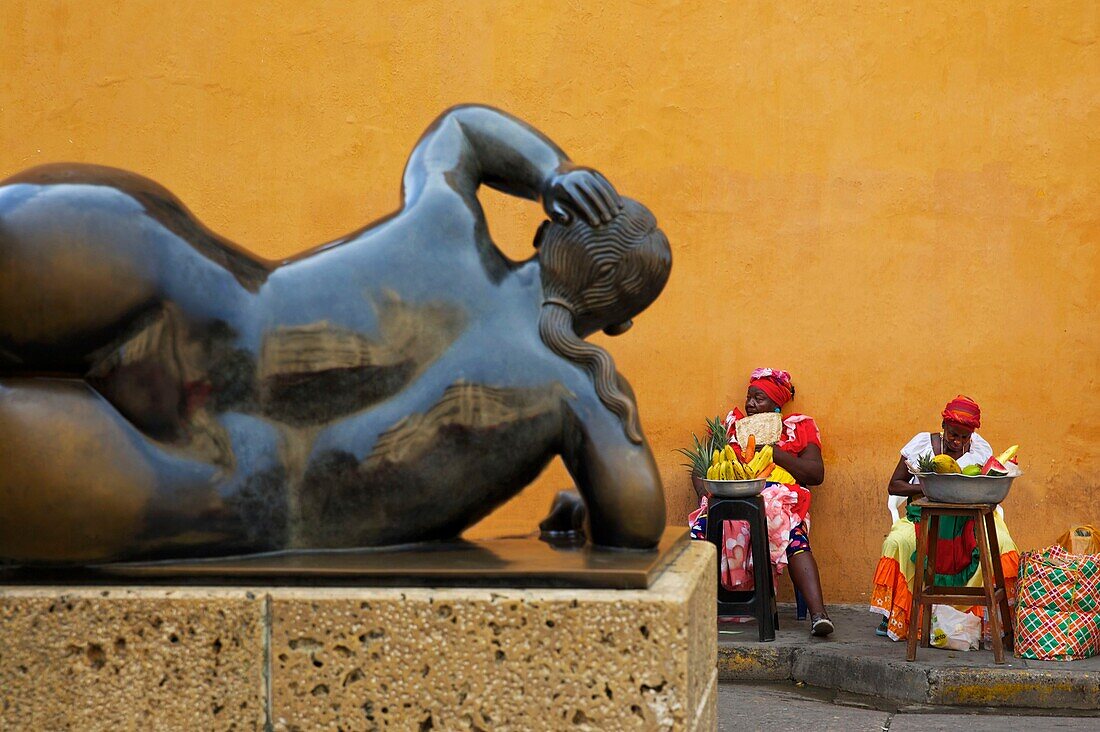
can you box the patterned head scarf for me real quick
[942,395,981,430]
[748,368,795,407]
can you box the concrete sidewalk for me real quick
[717,604,1100,711]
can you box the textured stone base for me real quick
[1,542,715,731]
[0,588,267,730]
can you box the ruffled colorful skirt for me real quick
[869,511,1018,641]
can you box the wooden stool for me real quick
[906,498,1014,663]
[706,493,778,642]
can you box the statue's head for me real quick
[535,197,671,336]
[535,198,671,444]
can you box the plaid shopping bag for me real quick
[1015,545,1100,660]
[1015,606,1100,661]
[1017,545,1100,614]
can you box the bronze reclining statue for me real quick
[0,105,671,563]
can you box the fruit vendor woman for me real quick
[690,368,834,637]
[870,396,1019,641]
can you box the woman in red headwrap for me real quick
[869,396,1019,641]
[690,368,833,637]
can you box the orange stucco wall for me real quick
[2,1,1096,601]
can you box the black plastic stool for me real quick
[705,493,778,641]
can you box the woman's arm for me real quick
[889,456,923,497]
[771,443,825,487]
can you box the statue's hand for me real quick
[543,166,622,226]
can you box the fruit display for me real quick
[912,444,1020,477]
[706,436,777,480]
[679,414,798,484]
[677,415,734,477]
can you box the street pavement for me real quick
[718,604,1100,710]
[716,682,1097,731]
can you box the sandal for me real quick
[811,613,834,637]
[875,617,889,637]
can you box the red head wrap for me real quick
[942,395,981,430]
[748,368,794,407]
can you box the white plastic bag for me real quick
[929,604,981,651]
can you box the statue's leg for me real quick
[0,378,274,563]
[0,378,166,562]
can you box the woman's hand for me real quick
[543,166,622,226]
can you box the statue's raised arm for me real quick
[402,104,622,227]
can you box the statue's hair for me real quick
[539,301,642,442]
[537,198,671,444]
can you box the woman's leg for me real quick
[788,550,826,616]
[960,513,1021,634]
[870,518,917,640]
[992,512,1020,595]
[785,522,832,635]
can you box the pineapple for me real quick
[916,452,937,474]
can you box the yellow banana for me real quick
[723,444,737,462]
[743,453,761,477]
[732,461,747,479]
[712,449,723,467]
[707,464,718,480]
[749,445,773,474]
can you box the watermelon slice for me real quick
[981,456,1008,477]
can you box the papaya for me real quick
[931,454,961,474]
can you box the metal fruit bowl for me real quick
[701,478,766,498]
[908,471,1019,504]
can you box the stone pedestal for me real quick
[0,542,715,731]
